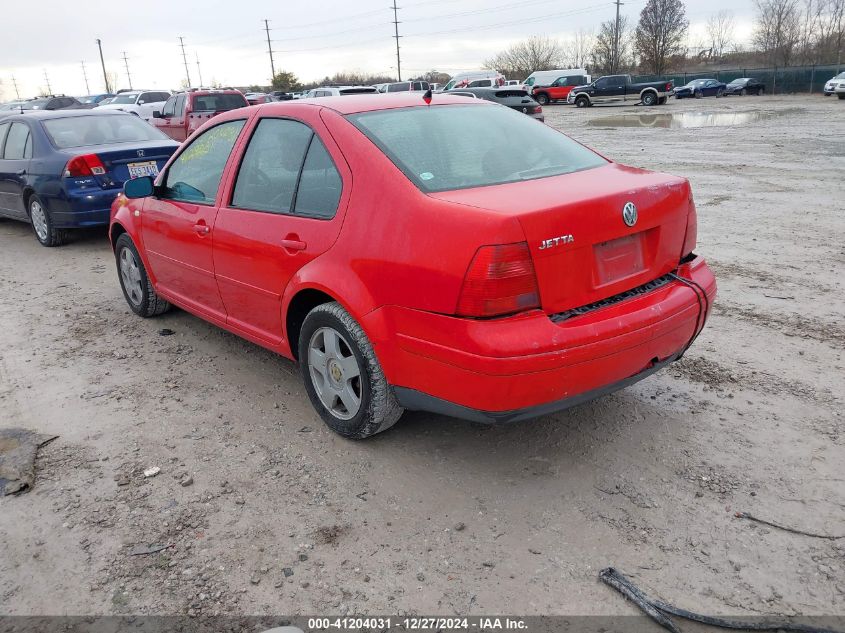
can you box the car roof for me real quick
[262,92,492,115]
[4,109,132,121]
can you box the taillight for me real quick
[535,106,543,113]
[456,242,541,318]
[64,154,106,177]
[682,194,698,258]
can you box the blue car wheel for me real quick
[28,195,66,247]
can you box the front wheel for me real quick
[535,93,549,105]
[28,195,65,247]
[716,89,724,97]
[114,233,171,317]
[741,88,747,96]
[575,95,590,108]
[299,302,403,439]
[642,92,658,106]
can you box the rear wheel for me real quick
[758,87,764,95]
[658,96,667,105]
[575,95,590,108]
[716,88,724,97]
[299,302,403,439]
[741,88,747,96]
[642,91,658,106]
[535,93,550,105]
[114,233,171,317]
[28,195,65,247]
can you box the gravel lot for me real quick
[0,95,843,619]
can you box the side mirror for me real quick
[138,100,145,105]
[124,175,155,199]
[152,111,162,118]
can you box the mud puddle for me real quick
[588,108,801,129]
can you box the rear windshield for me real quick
[42,115,170,149]
[191,94,248,111]
[348,104,606,193]
[110,93,140,104]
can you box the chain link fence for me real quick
[633,63,844,94]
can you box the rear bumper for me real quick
[363,256,715,421]
[48,188,120,228]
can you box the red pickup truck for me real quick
[151,89,249,141]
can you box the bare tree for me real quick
[753,0,801,65]
[591,17,634,74]
[564,29,594,68]
[707,10,736,59]
[484,36,566,79]
[635,0,689,74]
[815,0,845,62]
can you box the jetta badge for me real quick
[137,149,145,157]
[622,201,638,227]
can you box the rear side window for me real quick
[3,123,31,159]
[175,95,186,116]
[387,82,410,92]
[294,137,342,218]
[163,119,245,204]
[191,94,247,111]
[349,104,606,193]
[232,119,313,214]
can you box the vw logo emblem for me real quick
[622,202,638,227]
[137,149,145,157]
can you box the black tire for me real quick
[114,233,171,317]
[28,194,65,247]
[694,90,703,99]
[575,95,590,108]
[716,88,724,97]
[741,88,747,96]
[642,91,658,106]
[535,93,550,105]
[299,302,403,439]
[759,88,764,95]
[658,96,667,105]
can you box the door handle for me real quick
[16,169,26,176]
[193,223,210,236]
[280,237,306,251]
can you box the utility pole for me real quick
[612,0,623,73]
[121,52,133,89]
[43,69,52,95]
[195,51,203,87]
[391,0,402,81]
[96,39,111,93]
[178,36,192,87]
[11,75,20,100]
[81,61,90,94]
[264,19,276,84]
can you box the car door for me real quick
[593,76,624,102]
[0,121,11,216]
[0,121,32,219]
[141,118,248,322]
[548,77,569,100]
[160,94,187,141]
[212,112,350,347]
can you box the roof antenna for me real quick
[422,87,432,105]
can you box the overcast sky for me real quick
[1,0,756,99]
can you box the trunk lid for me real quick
[430,163,690,315]
[64,140,179,187]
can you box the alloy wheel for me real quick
[119,247,144,307]
[30,200,48,242]
[308,327,363,420]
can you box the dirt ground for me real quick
[0,95,843,620]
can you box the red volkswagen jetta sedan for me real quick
[110,93,716,439]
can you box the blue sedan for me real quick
[674,78,727,99]
[0,110,178,246]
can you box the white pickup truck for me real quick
[96,90,172,121]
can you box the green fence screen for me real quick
[633,63,844,94]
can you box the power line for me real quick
[122,51,133,89]
[264,19,276,82]
[178,36,192,87]
[391,1,402,81]
[81,61,90,94]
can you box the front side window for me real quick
[3,123,31,159]
[163,119,245,204]
[232,119,312,214]
[175,95,186,116]
[349,104,606,193]
[162,96,176,117]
